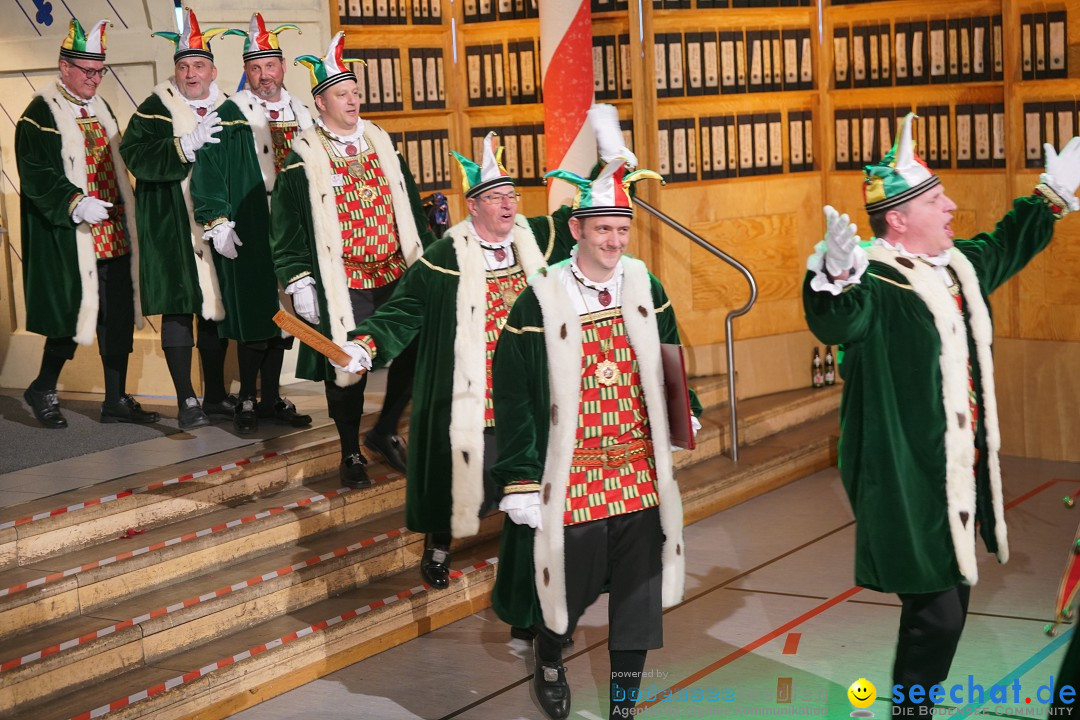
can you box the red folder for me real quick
[661,343,695,450]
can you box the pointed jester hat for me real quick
[295,31,363,97]
[153,7,231,63]
[451,132,514,199]
[242,13,300,63]
[863,112,941,213]
[60,18,110,62]
[545,158,663,218]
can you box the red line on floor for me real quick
[638,586,863,711]
[1005,480,1057,511]
[782,633,801,655]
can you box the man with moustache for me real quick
[803,112,1080,715]
[17,17,158,428]
[269,32,436,487]
[121,8,234,430]
[190,12,313,434]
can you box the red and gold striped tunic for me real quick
[483,265,528,426]
[79,117,129,260]
[564,310,658,526]
[326,142,406,290]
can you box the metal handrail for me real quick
[634,198,758,463]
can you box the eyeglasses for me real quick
[478,191,521,205]
[65,61,110,80]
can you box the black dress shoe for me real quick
[257,398,312,427]
[420,545,451,589]
[177,397,210,430]
[533,642,571,719]
[233,397,258,434]
[100,394,160,424]
[364,431,407,474]
[24,386,67,429]
[202,394,239,418]
[339,453,372,489]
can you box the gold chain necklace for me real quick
[574,275,620,387]
[483,243,521,324]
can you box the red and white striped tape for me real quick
[0,476,393,600]
[68,558,498,720]
[1,527,407,673]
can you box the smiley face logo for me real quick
[847,678,876,714]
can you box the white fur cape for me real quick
[152,80,226,322]
[444,216,548,538]
[38,83,143,344]
[227,89,313,194]
[867,244,1007,585]
[528,256,686,634]
[288,122,426,388]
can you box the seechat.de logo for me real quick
[848,678,877,717]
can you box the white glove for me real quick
[330,342,371,374]
[500,492,543,530]
[822,205,861,277]
[72,196,113,225]
[179,111,222,160]
[285,277,320,325]
[588,104,638,169]
[1042,137,1080,212]
[203,221,243,260]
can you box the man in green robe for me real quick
[269,32,437,488]
[17,18,157,428]
[487,158,700,719]
[120,8,234,430]
[803,113,1080,714]
[190,12,313,434]
[332,106,630,590]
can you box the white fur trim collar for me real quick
[230,90,313,194]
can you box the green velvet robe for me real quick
[803,195,1058,594]
[16,84,141,343]
[269,122,436,385]
[121,81,225,321]
[490,256,700,634]
[190,92,312,342]
[347,212,574,538]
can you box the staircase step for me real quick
[679,415,839,525]
[0,468,405,641]
[0,509,417,713]
[33,544,499,720]
[689,373,733,410]
[676,385,840,469]
[0,425,343,570]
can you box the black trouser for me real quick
[538,507,665,651]
[324,281,417,455]
[35,256,135,404]
[44,254,135,361]
[160,314,224,351]
[892,584,971,713]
